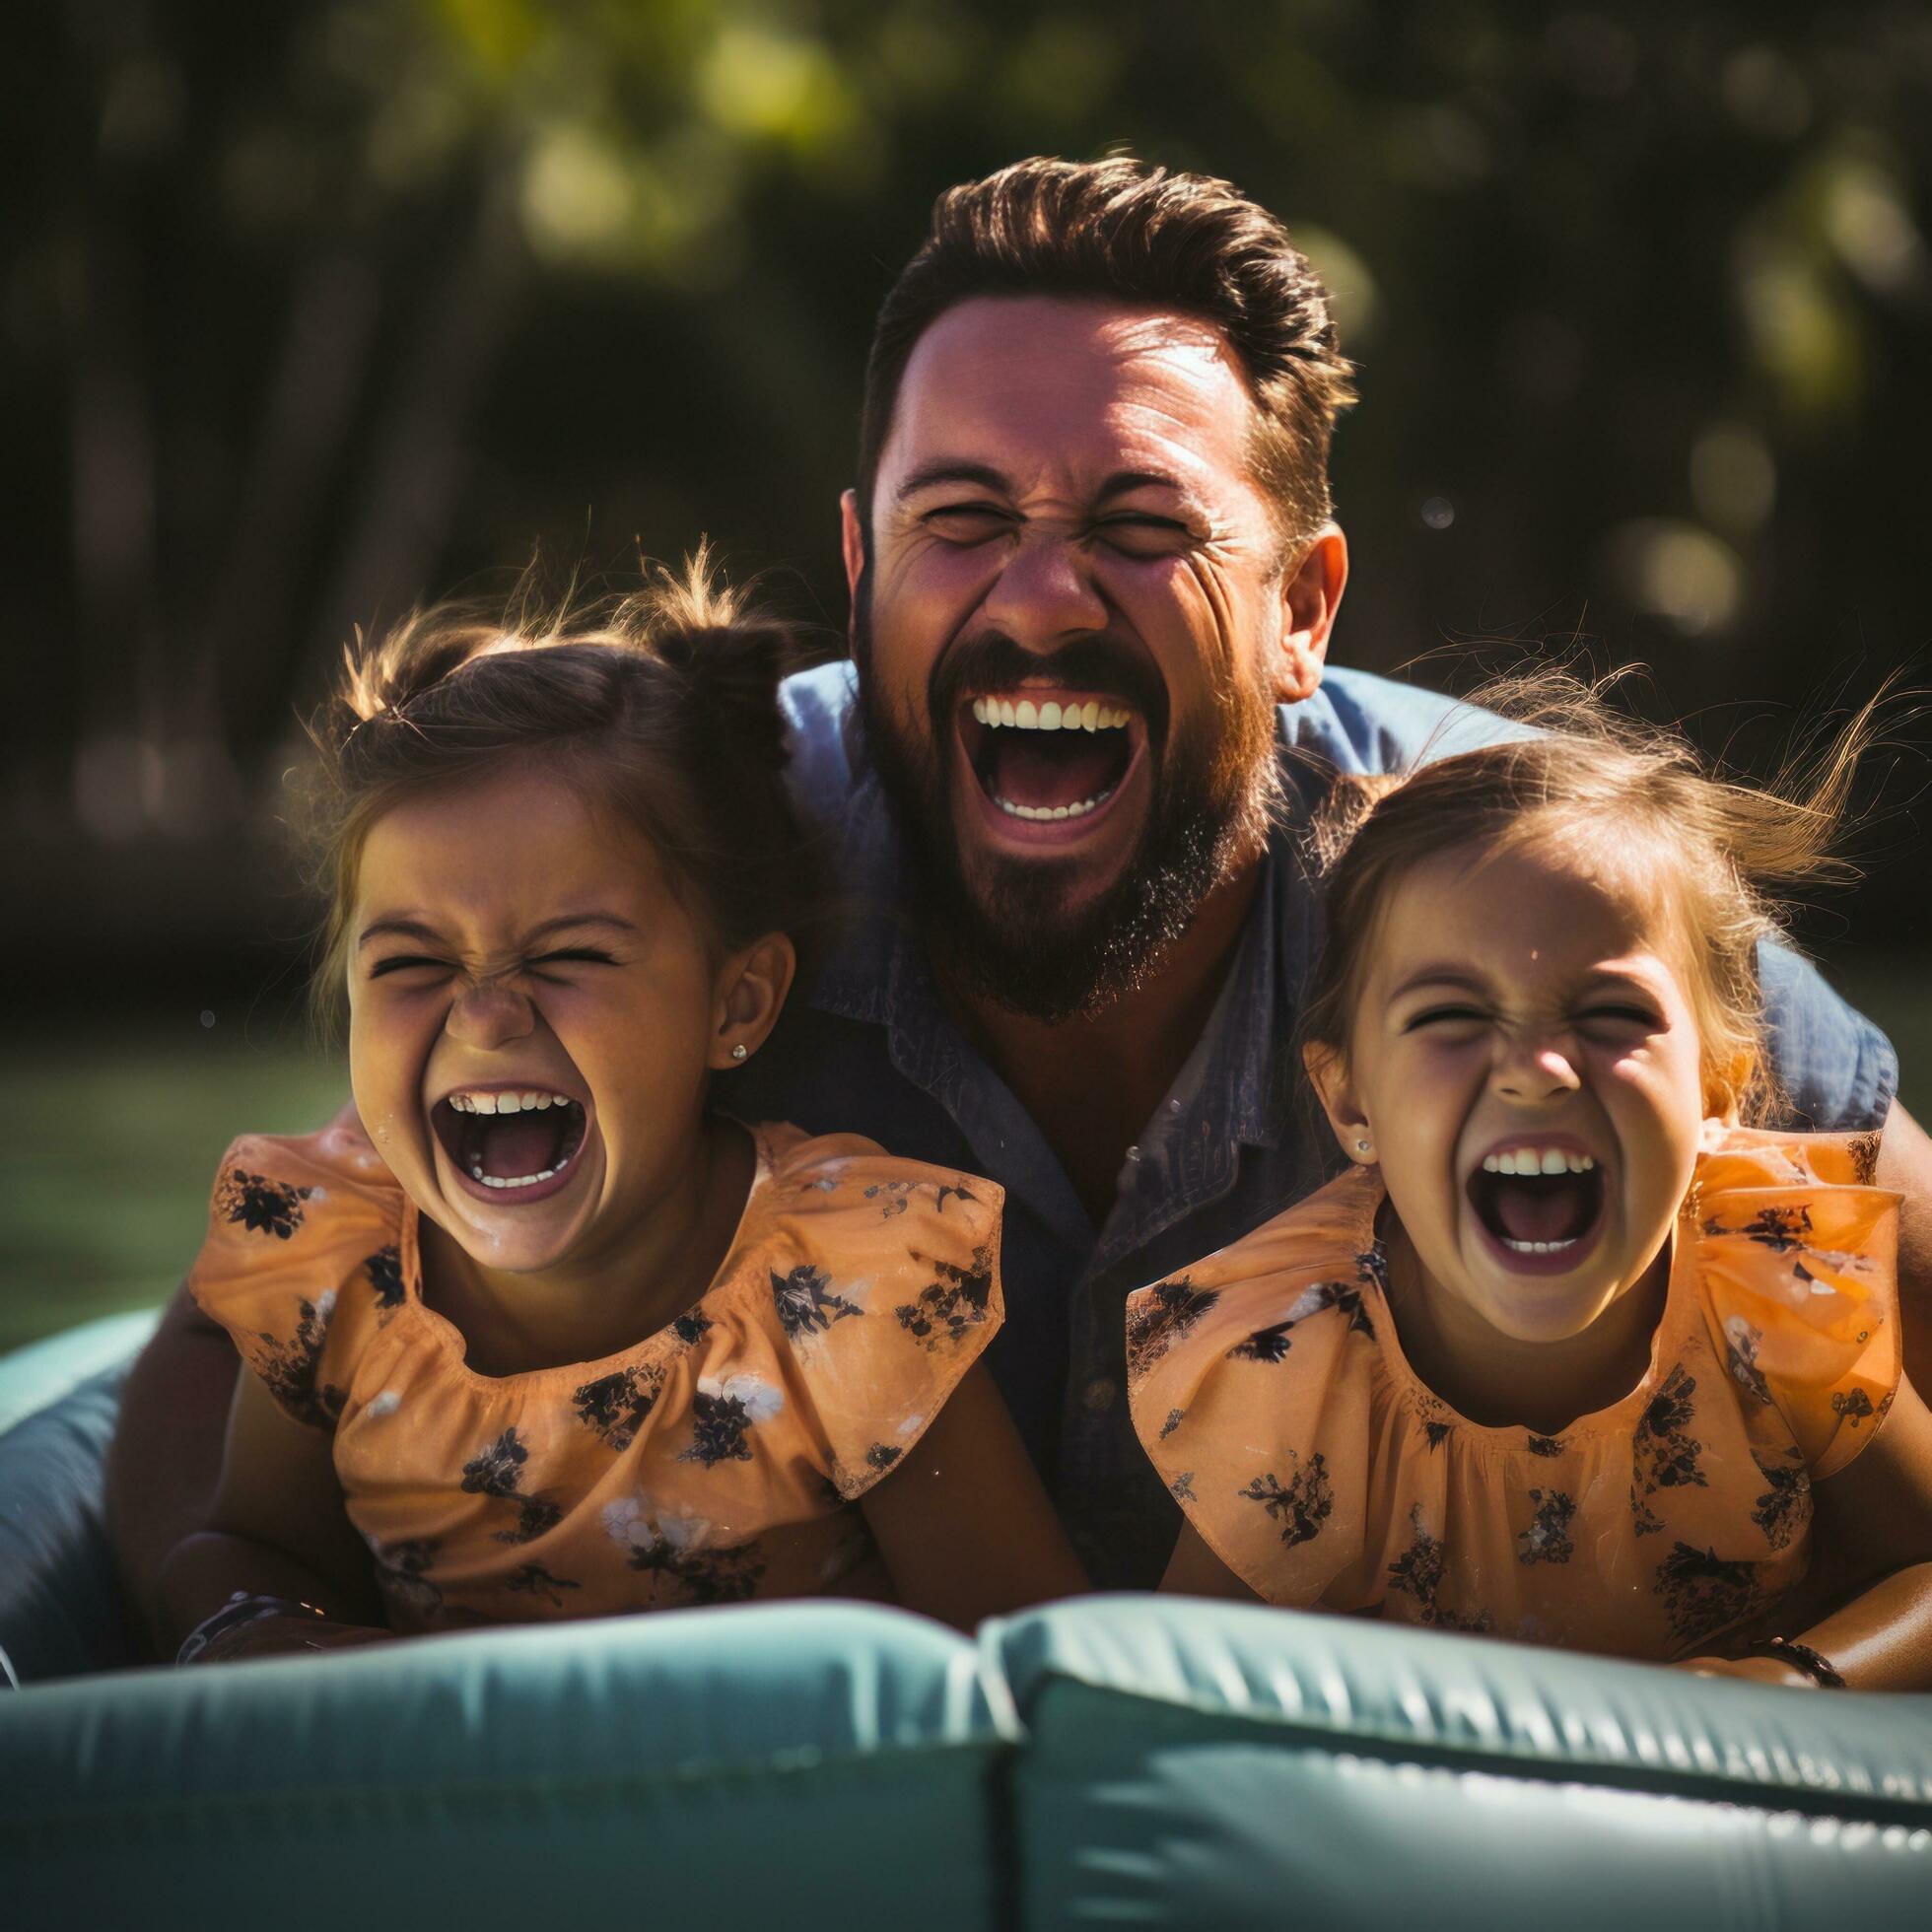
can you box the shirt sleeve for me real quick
[754,1143,1006,1502]
[1758,942,1898,1133]
[1126,1225,1380,1609]
[188,1127,406,1431]
[1694,1135,1902,1482]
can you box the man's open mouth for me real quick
[1467,1141,1606,1263]
[432,1086,587,1195]
[956,688,1146,825]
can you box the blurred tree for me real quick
[8,0,1929,954]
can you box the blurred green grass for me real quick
[0,957,1924,1352]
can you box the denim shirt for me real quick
[723,662,1899,1588]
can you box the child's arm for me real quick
[162,1366,391,1663]
[1160,1520,1265,1602]
[1682,1372,1932,1689]
[858,1363,1088,1630]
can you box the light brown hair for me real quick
[857,154,1357,545]
[1299,675,1883,1124]
[300,555,827,1031]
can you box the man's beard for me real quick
[853,596,1280,1026]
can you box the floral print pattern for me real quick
[364,1245,406,1310]
[1654,1541,1765,1648]
[1517,1488,1576,1565]
[771,1263,863,1340]
[256,1290,347,1429]
[894,1241,996,1351]
[218,1167,312,1240]
[189,1122,1002,1633]
[1239,1452,1333,1548]
[1127,1130,1898,1663]
[573,1363,664,1451]
[460,1428,565,1544]
[1125,1276,1221,1375]
[1630,1364,1706,1535]
[1750,1449,1810,1551]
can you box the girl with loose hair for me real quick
[1128,680,1932,1684]
[170,558,1082,1664]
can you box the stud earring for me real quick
[1354,1138,1372,1155]
[730,1043,748,1062]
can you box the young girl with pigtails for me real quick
[168,561,1083,1665]
[1130,685,1932,1687]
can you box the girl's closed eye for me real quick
[1402,1001,1489,1033]
[526,948,621,980]
[367,953,451,981]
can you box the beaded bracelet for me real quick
[175,1590,332,1667]
[1744,1635,1847,1689]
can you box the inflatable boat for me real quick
[4,1310,1932,1927]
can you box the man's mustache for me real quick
[928,632,1169,741]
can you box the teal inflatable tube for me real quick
[10,1316,1932,1927]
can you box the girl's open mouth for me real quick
[432,1087,587,1205]
[1467,1144,1607,1271]
[956,689,1148,837]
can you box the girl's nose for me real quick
[981,533,1109,653]
[446,977,536,1050]
[1493,1033,1583,1102]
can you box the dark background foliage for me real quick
[9,0,1929,1009]
[7,0,1929,1344]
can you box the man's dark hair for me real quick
[857,154,1357,544]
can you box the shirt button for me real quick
[1125,1144,1141,1162]
[1083,1377,1118,1413]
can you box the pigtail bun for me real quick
[299,545,832,1039]
[627,546,799,783]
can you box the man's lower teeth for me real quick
[997,789,1113,822]
[1502,1236,1579,1254]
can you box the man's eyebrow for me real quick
[896,460,1011,500]
[356,912,638,951]
[1093,469,1188,504]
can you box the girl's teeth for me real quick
[1481,1149,1597,1175]
[470,1162,566,1190]
[997,789,1115,822]
[1501,1236,1582,1255]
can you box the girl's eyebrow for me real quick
[356,911,638,950]
[1388,966,1489,1000]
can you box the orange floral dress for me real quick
[1127,1130,1898,1659]
[190,1119,1002,1632]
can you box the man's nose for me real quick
[1492,1030,1583,1102]
[445,977,536,1051]
[980,531,1108,652]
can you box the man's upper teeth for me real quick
[972,697,1130,731]
[1482,1147,1597,1175]
[448,1089,571,1115]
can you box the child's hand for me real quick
[183,1614,393,1667]
[1671,1653,1814,1688]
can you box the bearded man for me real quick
[110,156,1926,1617]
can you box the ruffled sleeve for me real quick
[1692,1129,1901,1481]
[1126,1167,1383,1606]
[188,1122,411,1431]
[741,1133,1005,1501]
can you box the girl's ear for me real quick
[710,932,797,1070]
[1303,1039,1376,1165]
[1705,1050,1753,1128]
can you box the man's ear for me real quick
[1303,1038,1375,1165]
[710,932,797,1070]
[840,489,865,617]
[1270,525,1348,705]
